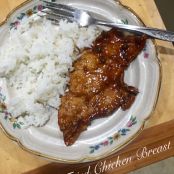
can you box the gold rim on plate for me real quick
[0,0,162,163]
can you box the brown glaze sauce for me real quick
[58,29,147,146]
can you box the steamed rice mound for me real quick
[0,16,100,127]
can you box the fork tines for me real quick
[42,0,76,12]
[41,0,77,23]
[43,9,72,18]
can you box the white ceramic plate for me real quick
[0,0,161,163]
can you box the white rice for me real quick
[0,15,100,127]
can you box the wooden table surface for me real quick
[0,0,174,174]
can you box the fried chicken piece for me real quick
[58,29,147,146]
[58,93,91,145]
[89,84,139,119]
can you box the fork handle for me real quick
[95,20,174,42]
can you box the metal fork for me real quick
[41,0,174,42]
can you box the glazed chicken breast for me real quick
[58,29,147,146]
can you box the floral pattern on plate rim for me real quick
[9,4,44,30]
[143,45,149,59]
[89,115,137,153]
[0,87,24,129]
[9,0,59,30]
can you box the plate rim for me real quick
[0,0,162,163]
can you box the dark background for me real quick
[155,0,174,31]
